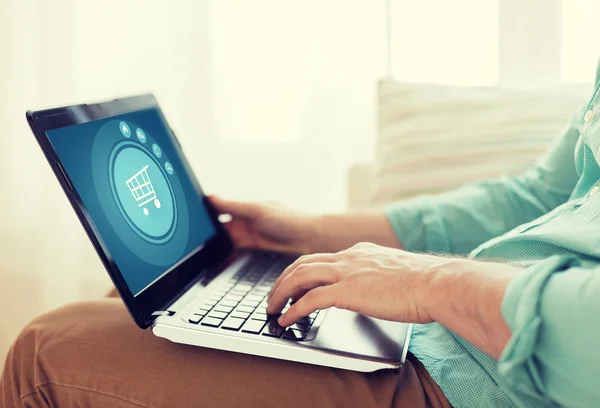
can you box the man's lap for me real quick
[0,299,450,408]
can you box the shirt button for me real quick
[584,109,595,123]
[590,186,599,197]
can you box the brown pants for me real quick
[0,293,451,408]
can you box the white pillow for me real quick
[370,80,591,205]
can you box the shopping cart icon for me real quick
[126,165,162,216]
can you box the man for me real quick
[3,68,600,408]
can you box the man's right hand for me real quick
[208,195,322,255]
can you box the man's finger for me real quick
[277,285,339,327]
[290,289,310,303]
[267,262,338,314]
[268,253,337,302]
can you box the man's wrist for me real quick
[421,257,520,358]
[423,259,517,320]
[421,257,468,322]
[306,214,327,253]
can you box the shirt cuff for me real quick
[386,196,451,253]
[498,255,581,394]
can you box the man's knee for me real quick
[1,303,76,405]
[6,302,85,363]
[9,301,100,355]
[3,301,122,385]
[1,300,141,407]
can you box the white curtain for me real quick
[1,0,598,361]
[0,0,216,358]
[0,0,387,360]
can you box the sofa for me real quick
[348,80,590,209]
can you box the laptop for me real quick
[26,94,412,372]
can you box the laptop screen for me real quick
[46,107,216,296]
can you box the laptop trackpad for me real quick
[310,308,409,361]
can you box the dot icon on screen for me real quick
[136,128,147,143]
[119,121,131,137]
[165,161,174,175]
[152,143,162,158]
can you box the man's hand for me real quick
[209,195,322,255]
[267,242,442,327]
[267,242,521,360]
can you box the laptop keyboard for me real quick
[186,252,320,341]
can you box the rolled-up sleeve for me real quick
[499,256,600,408]
[386,105,584,255]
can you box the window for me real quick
[390,0,499,86]
[562,0,600,83]
[210,1,387,144]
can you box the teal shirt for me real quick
[386,65,600,408]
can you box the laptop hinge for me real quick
[152,310,175,317]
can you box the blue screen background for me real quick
[47,108,216,295]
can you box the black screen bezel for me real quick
[26,94,234,329]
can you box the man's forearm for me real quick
[314,211,403,253]
[424,259,521,359]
